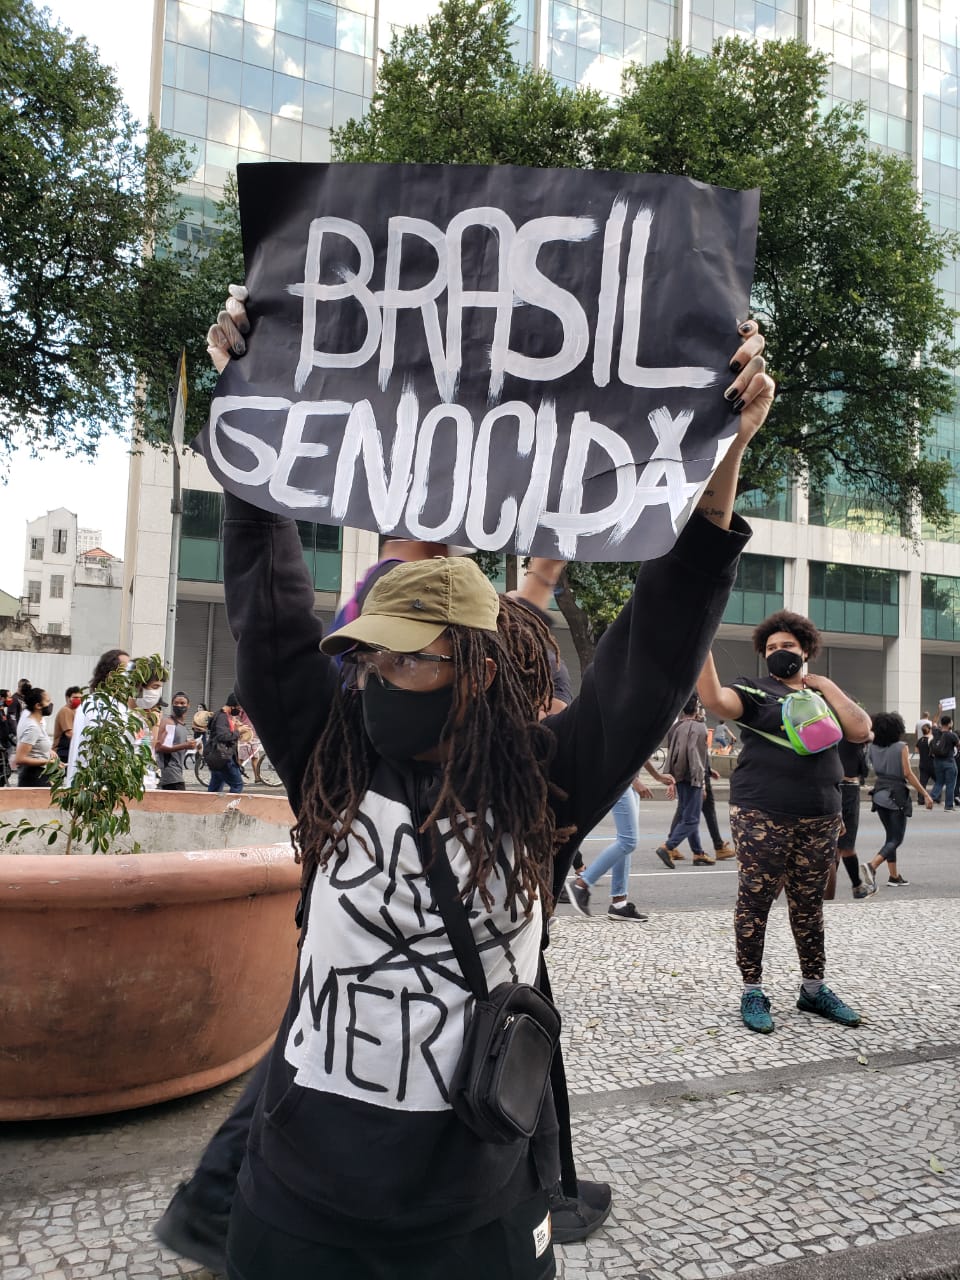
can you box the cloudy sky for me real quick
[0,1,154,595]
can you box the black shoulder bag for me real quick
[423,830,561,1146]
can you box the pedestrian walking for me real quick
[566,761,675,920]
[157,693,199,790]
[825,736,872,900]
[204,695,244,794]
[52,687,82,765]
[698,611,871,1035]
[928,714,959,810]
[916,723,935,803]
[655,694,711,866]
[862,712,932,890]
[66,649,131,784]
[14,686,58,787]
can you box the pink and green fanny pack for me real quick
[735,686,843,757]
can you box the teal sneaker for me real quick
[796,984,860,1027]
[740,989,775,1033]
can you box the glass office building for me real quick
[124,0,959,709]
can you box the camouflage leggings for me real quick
[730,806,843,985]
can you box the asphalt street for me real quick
[566,793,960,915]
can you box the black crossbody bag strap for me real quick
[420,826,490,1003]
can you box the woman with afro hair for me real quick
[698,610,871,1036]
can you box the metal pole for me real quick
[163,447,182,702]
[163,352,188,701]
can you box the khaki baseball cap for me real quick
[320,557,501,655]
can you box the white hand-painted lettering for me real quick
[206,172,756,558]
[285,790,541,1113]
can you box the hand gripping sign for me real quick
[196,162,759,562]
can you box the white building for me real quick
[21,508,124,654]
[23,507,76,637]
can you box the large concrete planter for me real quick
[0,790,300,1120]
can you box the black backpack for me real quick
[932,730,957,760]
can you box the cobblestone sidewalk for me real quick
[2,897,959,1278]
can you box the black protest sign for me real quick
[197,162,759,561]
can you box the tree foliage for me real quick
[0,0,193,462]
[136,177,246,445]
[333,1,957,666]
[602,39,957,527]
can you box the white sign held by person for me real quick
[196,162,760,561]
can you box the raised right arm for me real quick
[222,492,337,812]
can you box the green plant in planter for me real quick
[3,655,169,855]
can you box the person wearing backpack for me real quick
[697,611,871,1035]
[928,713,959,810]
[205,695,244,794]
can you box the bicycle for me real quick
[192,735,282,789]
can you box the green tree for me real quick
[335,3,957,668]
[334,0,610,169]
[603,39,957,528]
[0,0,193,461]
[136,177,246,444]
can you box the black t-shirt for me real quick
[730,675,842,817]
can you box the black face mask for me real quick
[767,649,803,681]
[361,678,455,762]
[172,705,187,718]
[42,702,54,717]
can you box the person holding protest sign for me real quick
[200,286,772,1278]
[697,614,871,1036]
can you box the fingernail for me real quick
[729,359,742,374]
[232,337,246,355]
[738,320,753,335]
[724,384,739,400]
[732,398,745,414]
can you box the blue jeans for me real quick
[582,788,638,899]
[208,759,244,793]
[930,758,958,809]
[666,781,704,854]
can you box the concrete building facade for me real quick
[125,0,960,715]
[21,509,124,655]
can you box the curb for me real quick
[735,1227,960,1280]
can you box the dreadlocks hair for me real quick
[293,603,572,914]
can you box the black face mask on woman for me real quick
[766,649,803,681]
[361,679,455,762]
[41,702,54,717]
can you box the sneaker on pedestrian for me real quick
[796,984,861,1027]
[740,989,775,1034]
[852,883,876,899]
[654,845,675,869]
[556,884,571,905]
[714,841,736,860]
[692,853,715,866]
[887,874,910,885]
[669,848,686,861]
[859,862,876,892]
[548,1179,613,1243]
[566,876,591,915]
[607,901,648,921]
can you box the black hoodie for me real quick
[222,492,749,1246]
